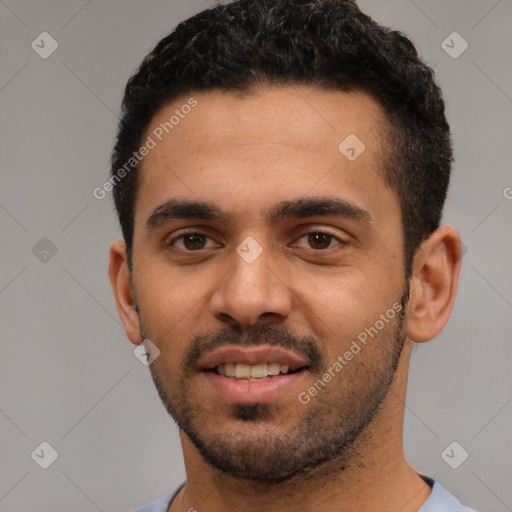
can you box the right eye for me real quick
[167,232,218,251]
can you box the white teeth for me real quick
[224,363,236,377]
[234,364,251,379]
[216,362,296,379]
[268,363,281,376]
[250,364,267,378]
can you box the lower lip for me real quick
[202,370,308,404]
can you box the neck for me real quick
[170,342,431,512]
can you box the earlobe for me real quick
[405,225,462,343]
[108,240,143,346]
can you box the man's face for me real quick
[130,86,408,482]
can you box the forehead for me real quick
[135,85,397,227]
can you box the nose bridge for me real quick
[233,248,274,294]
[210,238,292,325]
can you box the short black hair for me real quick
[111,0,452,275]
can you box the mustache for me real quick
[181,323,327,375]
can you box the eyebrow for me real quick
[265,197,372,226]
[147,199,225,229]
[146,196,372,230]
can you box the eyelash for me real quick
[166,230,346,251]
[166,231,219,251]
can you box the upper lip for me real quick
[198,346,310,372]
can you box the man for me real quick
[108,1,477,510]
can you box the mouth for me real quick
[207,362,308,381]
[198,346,311,404]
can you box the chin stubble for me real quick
[142,291,409,483]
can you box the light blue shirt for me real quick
[130,476,478,512]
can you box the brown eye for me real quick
[169,232,217,251]
[307,232,334,250]
[292,231,345,251]
[182,234,207,250]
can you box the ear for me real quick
[406,225,462,343]
[109,240,143,346]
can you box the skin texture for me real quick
[109,85,462,512]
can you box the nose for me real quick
[209,243,293,327]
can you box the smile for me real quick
[213,362,305,380]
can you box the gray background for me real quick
[1,1,511,511]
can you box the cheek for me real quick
[291,267,401,356]
[132,260,222,365]
[135,259,210,318]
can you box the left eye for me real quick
[169,233,217,251]
[294,232,343,250]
